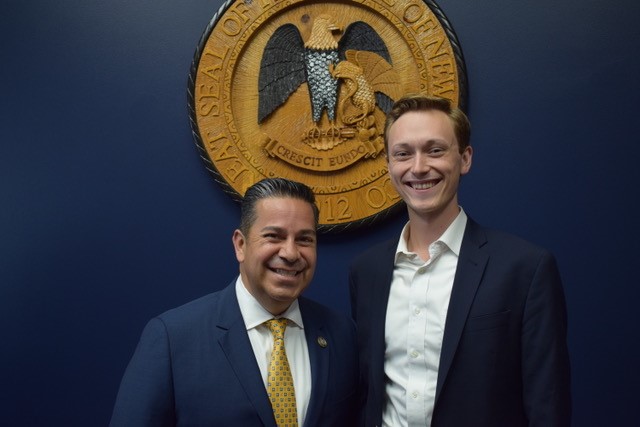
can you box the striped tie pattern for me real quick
[265,318,298,427]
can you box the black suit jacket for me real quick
[349,218,571,426]
[110,282,359,426]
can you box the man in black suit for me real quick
[349,95,570,426]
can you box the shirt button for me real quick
[418,267,426,274]
[414,307,421,315]
[412,391,419,399]
[410,350,419,358]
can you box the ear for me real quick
[232,229,246,262]
[460,146,473,175]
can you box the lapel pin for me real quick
[317,336,328,348]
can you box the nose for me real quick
[410,152,430,175]
[279,238,300,263]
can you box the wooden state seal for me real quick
[188,0,467,232]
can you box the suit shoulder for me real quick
[154,290,227,329]
[299,297,354,328]
[485,227,551,255]
[350,237,397,269]
[470,222,557,267]
[161,291,219,315]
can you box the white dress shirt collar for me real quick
[235,276,304,330]
[395,207,468,261]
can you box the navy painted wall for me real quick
[2,0,638,425]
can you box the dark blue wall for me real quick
[2,0,638,425]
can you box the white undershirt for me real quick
[235,277,311,426]
[382,209,467,427]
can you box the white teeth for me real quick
[274,269,298,277]
[412,181,436,190]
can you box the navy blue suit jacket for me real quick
[111,282,359,426]
[349,218,571,426]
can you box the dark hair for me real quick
[384,94,471,154]
[239,178,319,234]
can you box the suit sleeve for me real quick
[110,318,177,427]
[521,252,571,426]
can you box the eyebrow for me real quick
[393,138,449,146]
[260,226,316,236]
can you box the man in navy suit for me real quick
[111,178,359,426]
[349,95,571,426]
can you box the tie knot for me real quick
[266,318,288,340]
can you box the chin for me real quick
[269,286,301,300]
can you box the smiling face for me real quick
[387,109,472,224]
[233,197,317,315]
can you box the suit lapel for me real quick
[300,301,329,427]
[216,284,276,427]
[435,219,489,401]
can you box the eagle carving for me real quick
[258,15,397,125]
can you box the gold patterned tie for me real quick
[265,318,298,427]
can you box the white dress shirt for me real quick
[235,277,311,426]
[382,209,467,427]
